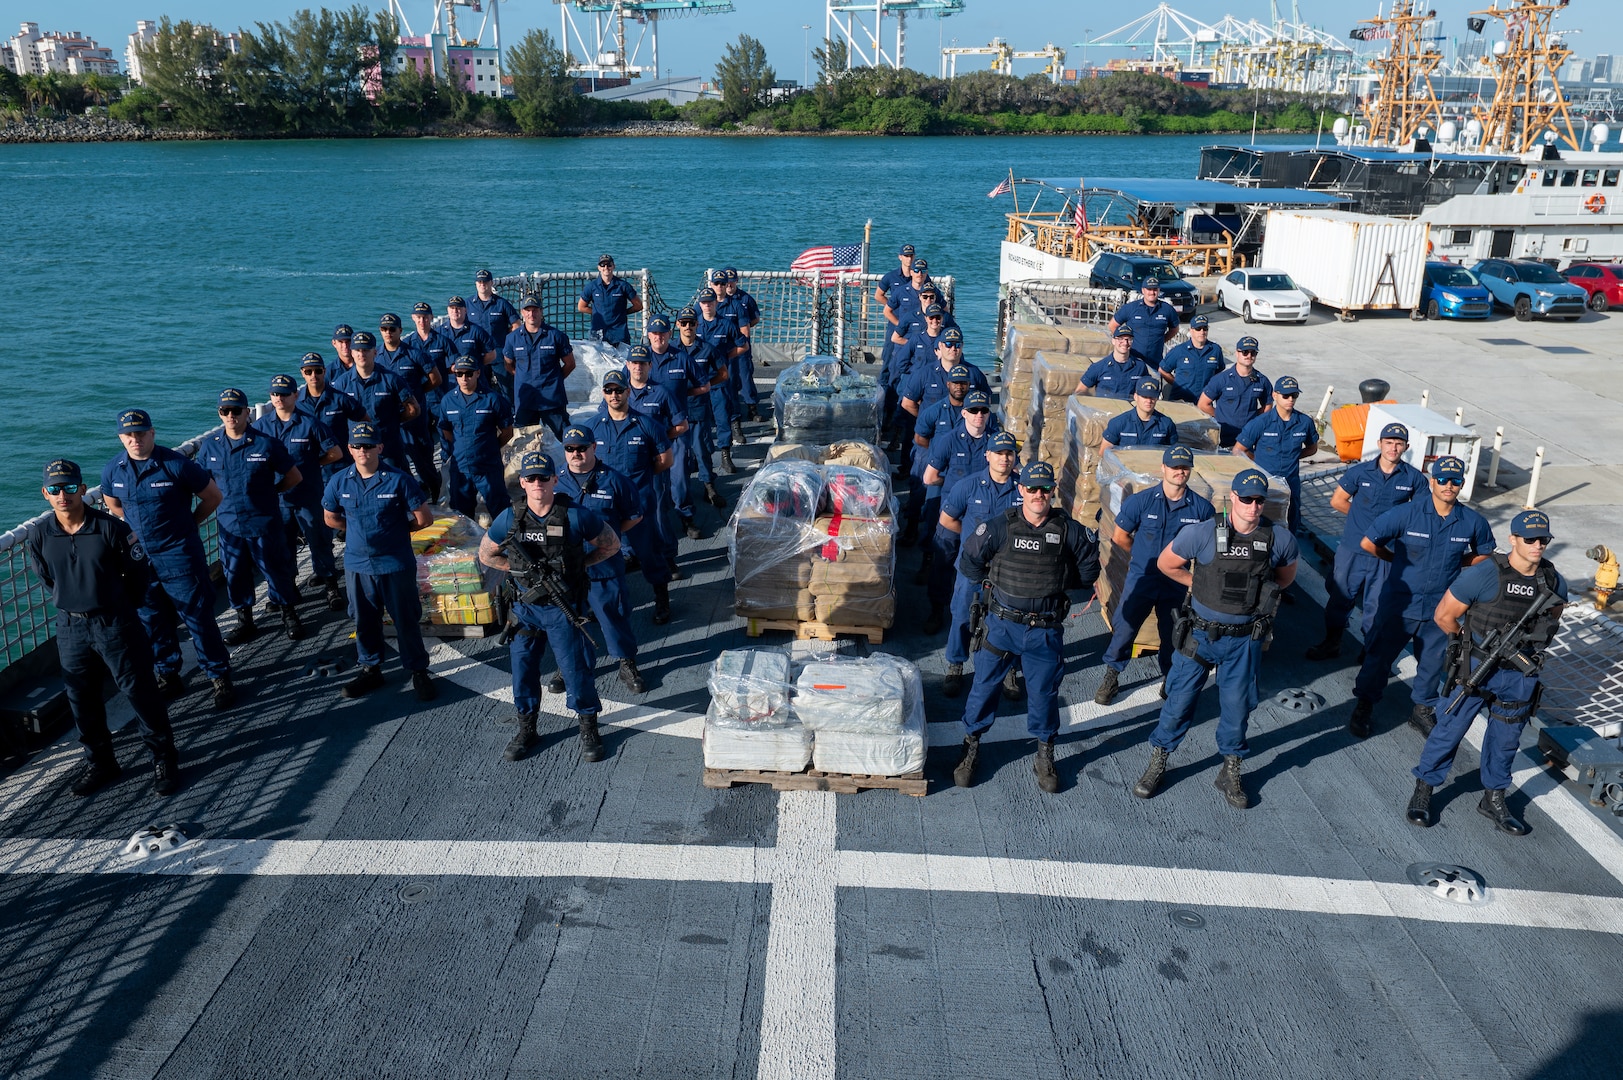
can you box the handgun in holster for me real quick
[1249,580,1282,646]
[969,582,990,654]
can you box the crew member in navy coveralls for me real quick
[29,459,180,798]
[1076,326,1150,401]
[936,430,1023,698]
[721,267,761,420]
[199,388,307,645]
[646,312,709,535]
[900,329,990,420]
[1405,509,1567,835]
[1108,277,1181,371]
[480,451,620,765]
[883,257,933,360]
[504,294,575,439]
[922,390,999,629]
[556,425,650,693]
[1132,468,1298,810]
[378,312,442,503]
[1305,422,1425,662]
[297,353,367,491]
[874,243,916,381]
[588,368,675,623]
[406,301,454,455]
[468,269,520,400]
[101,408,235,709]
[695,287,745,465]
[1100,377,1179,451]
[900,361,973,547]
[321,421,437,704]
[625,343,688,576]
[952,461,1100,794]
[334,331,419,475]
[1347,455,1494,739]
[1234,375,1319,536]
[1094,444,1216,706]
[704,270,753,440]
[672,305,731,501]
[326,324,355,384]
[576,253,643,346]
[437,356,514,522]
[442,296,498,390]
[1157,313,1224,404]
[255,374,347,611]
[1198,336,1271,447]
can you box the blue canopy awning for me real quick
[1028,177,1350,206]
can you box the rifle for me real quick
[495,510,591,642]
[1443,585,1562,714]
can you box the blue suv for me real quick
[1419,262,1492,320]
[1471,258,1588,321]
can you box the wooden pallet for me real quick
[383,621,498,640]
[703,766,926,796]
[744,618,884,644]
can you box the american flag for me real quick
[987,177,1013,198]
[789,243,864,284]
[1072,184,1089,237]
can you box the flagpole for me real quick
[1008,168,1020,218]
[860,219,872,357]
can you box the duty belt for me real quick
[1191,614,1256,639]
[990,600,1066,629]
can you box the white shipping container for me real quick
[1261,209,1431,317]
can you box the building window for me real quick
[1560,169,1578,187]
[1606,169,1620,187]
[1450,229,1470,246]
[1582,169,1599,187]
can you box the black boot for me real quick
[70,750,121,796]
[652,583,671,625]
[323,576,346,612]
[412,671,437,701]
[223,608,257,645]
[152,754,181,797]
[1305,627,1343,661]
[683,518,701,540]
[504,711,538,761]
[1408,703,1436,737]
[1094,668,1119,706]
[704,482,727,509]
[922,606,944,634]
[1478,788,1529,835]
[211,675,236,710]
[548,673,566,695]
[1133,747,1170,799]
[1348,697,1374,739]
[719,449,737,475]
[340,665,383,699]
[619,659,646,693]
[746,405,761,422]
[156,671,186,699]
[911,550,932,586]
[1002,667,1025,701]
[578,712,605,762]
[1033,740,1059,793]
[952,734,981,788]
[1405,779,1433,827]
[281,605,305,641]
[898,521,918,548]
[1214,754,1250,809]
[943,662,963,698]
[730,420,746,446]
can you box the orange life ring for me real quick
[1585,193,1606,214]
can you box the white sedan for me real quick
[1216,268,1313,324]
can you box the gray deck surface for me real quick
[4,310,1623,1079]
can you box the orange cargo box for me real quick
[1329,400,1396,462]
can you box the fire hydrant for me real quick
[1588,545,1618,611]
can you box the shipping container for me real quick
[1260,208,1432,319]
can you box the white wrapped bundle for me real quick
[709,649,793,727]
[564,339,630,406]
[703,706,813,771]
[794,658,905,733]
[810,657,925,775]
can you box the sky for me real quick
[23,0,1623,82]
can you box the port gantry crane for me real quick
[553,0,734,81]
[825,0,964,72]
[939,37,1067,83]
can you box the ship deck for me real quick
[4,308,1623,1079]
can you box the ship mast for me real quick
[1470,0,1579,154]
[1358,0,1444,146]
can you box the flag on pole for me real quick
[1072,182,1089,238]
[988,177,1013,198]
[789,243,864,284]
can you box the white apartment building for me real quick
[4,22,119,76]
[125,20,156,85]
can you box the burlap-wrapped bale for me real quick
[1058,325,1113,356]
[734,588,817,622]
[814,594,897,625]
[1190,454,1292,524]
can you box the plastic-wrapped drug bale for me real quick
[809,656,926,775]
[1190,454,1292,525]
[1094,448,1173,649]
[735,590,818,621]
[1157,401,1223,451]
[1028,351,1094,453]
[765,440,890,474]
[702,703,813,771]
[563,339,630,407]
[999,323,1068,437]
[822,465,892,519]
[794,658,906,733]
[773,357,884,443]
[1058,325,1113,355]
[709,648,793,726]
[730,461,825,619]
[1097,448,1173,518]
[501,427,558,505]
[1056,397,1132,520]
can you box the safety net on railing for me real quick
[491,271,655,344]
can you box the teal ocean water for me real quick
[0,133,1295,528]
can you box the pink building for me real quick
[384,35,504,99]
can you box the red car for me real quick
[1562,262,1623,312]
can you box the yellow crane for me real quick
[941,37,1066,82]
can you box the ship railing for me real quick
[999,280,1127,345]
[1005,212,1239,276]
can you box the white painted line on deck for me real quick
[756,791,838,1080]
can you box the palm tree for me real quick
[81,73,112,120]
[20,73,45,116]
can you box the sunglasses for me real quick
[455,370,480,377]
[603,386,628,395]
[564,445,592,453]
[1022,485,1054,494]
[1435,478,1464,487]
[45,483,82,495]
[521,474,552,483]
[270,390,293,397]
[349,444,379,451]
[966,408,990,415]
[1279,393,1300,399]
[1234,495,1266,505]
[941,343,962,349]
[1238,350,1258,356]
[219,407,246,417]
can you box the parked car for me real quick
[1562,262,1623,312]
[1088,253,1198,320]
[1470,258,1587,321]
[1419,262,1492,320]
[1215,268,1312,323]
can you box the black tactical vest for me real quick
[1190,515,1274,616]
[988,507,1072,600]
[1465,553,1561,654]
[511,498,586,603]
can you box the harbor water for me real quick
[0,132,1294,527]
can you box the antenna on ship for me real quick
[1470,0,1581,154]
[1354,0,1445,146]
